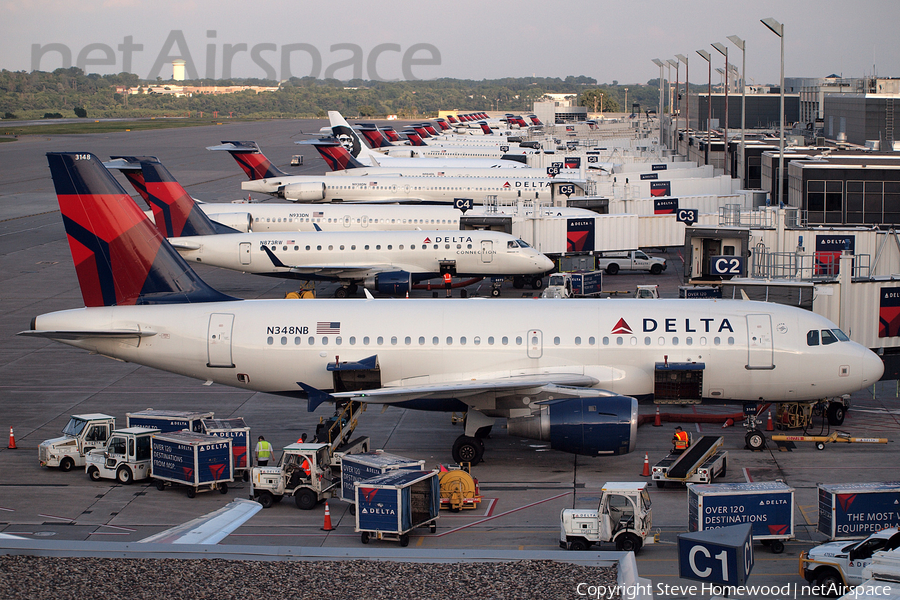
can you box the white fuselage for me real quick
[169,230,553,279]
[198,202,595,233]
[31,299,882,413]
[242,174,582,203]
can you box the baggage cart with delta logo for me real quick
[150,431,234,498]
[355,470,440,546]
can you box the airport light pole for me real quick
[652,59,665,140]
[761,17,785,206]
[728,35,746,185]
[696,50,711,166]
[676,54,689,153]
[667,59,680,153]
[712,42,729,174]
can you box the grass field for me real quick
[0,117,260,136]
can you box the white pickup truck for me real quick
[596,250,667,275]
[800,528,900,595]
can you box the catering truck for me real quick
[39,413,114,472]
[818,482,900,540]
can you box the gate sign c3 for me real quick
[710,256,744,276]
[677,209,699,225]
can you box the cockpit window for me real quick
[821,330,838,345]
[832,329,850,342]
[517,240,530,248]
[807,330,819,346]
[507,241,518,249]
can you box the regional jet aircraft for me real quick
[23,152,884,465]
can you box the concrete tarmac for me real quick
[1,120,898,599]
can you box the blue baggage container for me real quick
[341,451,425,502]
[201,418,250,474]
[151,431,233,497]
[688,482,794,549]
[818,482,900,540]
[127,409,214,434]
[355,470,440,546]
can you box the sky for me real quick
[4,0,899,86]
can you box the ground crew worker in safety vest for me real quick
[672,426,689,454]
[300,456,311,478]
[255,436,274,466]
[444,272,452,297]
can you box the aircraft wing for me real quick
[18,329,156,341]
[300,373,599,409]
[137,499,261,545]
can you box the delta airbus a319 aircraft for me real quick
[23,152,884,464]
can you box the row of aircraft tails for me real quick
[21,151,883,465]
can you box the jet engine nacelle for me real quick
[280,182,325,202]
[364,271,412,295]
[507,394,637,456]
[204,212,252,233]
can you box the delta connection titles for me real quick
[576,582,894,599]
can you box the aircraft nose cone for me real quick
[537,254,554,272]
[861,348,884,385]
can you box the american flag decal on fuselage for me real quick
[317,322,340,334]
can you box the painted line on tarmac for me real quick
[434,491,572,538]
[743,467,753,482]
[38,514,74,522]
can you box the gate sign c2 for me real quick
[453,198,473,213]
[711,256,744,276]
[677,209,699,225]
[678,523,754,587]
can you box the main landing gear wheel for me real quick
[827,402,846,426]
[745,429,767,451]
[334,287,349,299]
[512,276,525,289]
[347,283,359,295]
[531,278,543,290]
[451,435,484,466]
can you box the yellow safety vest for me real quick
[257,441,273,458]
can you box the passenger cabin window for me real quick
[807,330,819,346]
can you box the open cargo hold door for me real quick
[654,361,704,404]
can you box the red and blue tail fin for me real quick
[305,138,366,171]
[411,125,431,138]
[446,114,459,124]
[46,152,236,307]
[478,121,493,135]
[104,156,154,203]
[206,141,287,180]
[434,119,451,131]
[380,126,401,142]
[401,131,426,146]
[357,125,392,149]
[138,158,238,237]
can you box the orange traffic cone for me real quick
[641,453,650,477]
[8,426,16,449]
[653,406,661,427]
[766,411,774,432]
[321,501,334,531]
[406,291,409,298]
[722,418,734,428]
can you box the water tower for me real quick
[172,60,186,81]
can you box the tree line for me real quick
[0,67,687,120]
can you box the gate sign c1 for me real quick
[453,198,473,213]
[711,256,744,276]
[678,523,754,586]
[677,209,699,225]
